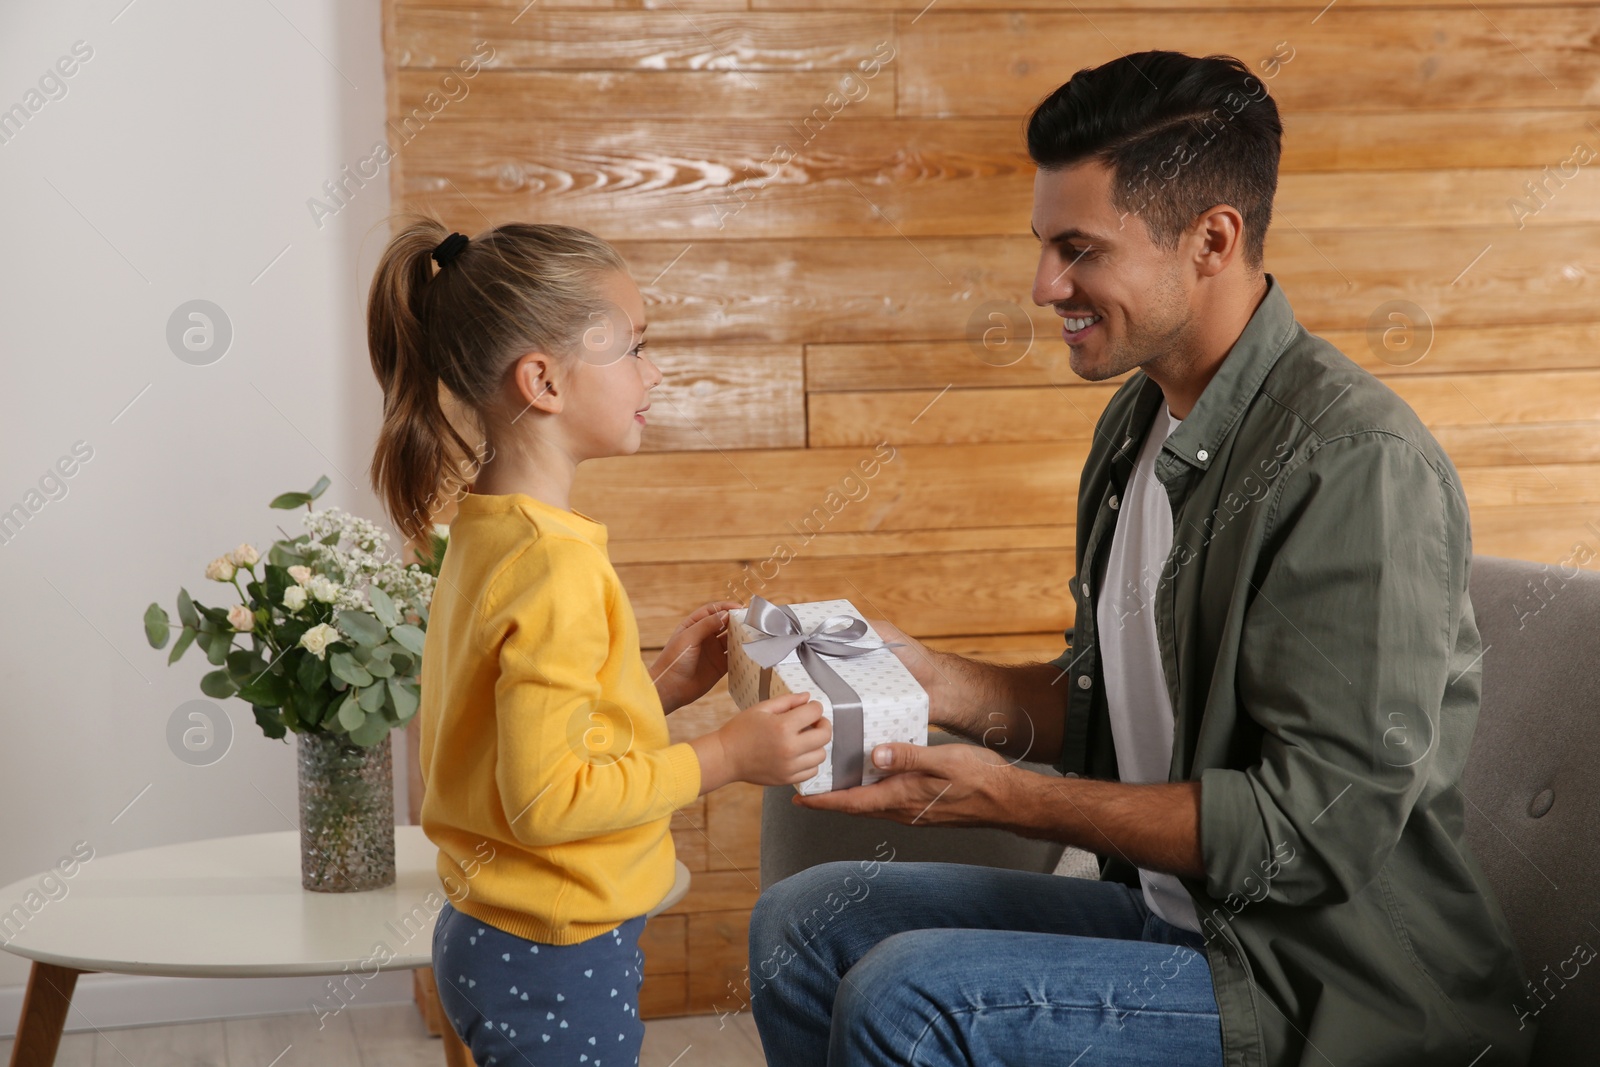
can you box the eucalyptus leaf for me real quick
[168,627,197,665]
[389,678,419,720]
[336,610,387,649]
[143,603,170,648]
[368,585,399,628]
[363,653,395,679]
[390,624,426,657]
[200,669,237,699]
[177,588,200,630]
[358,680,387,712]
[269,491,313,510]
[337,693,366,731]
[307,474,331,500]
[206,632,231,666]
[349,712,389,747]
[329,650,374,688]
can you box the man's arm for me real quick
[799,738,1205,880]
[869,619,1070,766]
[1008,773,1205,879]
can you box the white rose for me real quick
[205,557,236,582]
[307,575,341,603]
[227,604,255,632]
[282,585,308,612]
[287,565,313,585]
[299,623,340,660]
[228,543,260,567]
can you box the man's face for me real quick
[1030,160,1194,383]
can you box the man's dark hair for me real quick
[1026,50,1282,272]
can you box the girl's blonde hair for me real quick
[365,213,627,546]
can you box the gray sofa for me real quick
[760,554,1598,1064]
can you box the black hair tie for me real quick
[431,232,469,268]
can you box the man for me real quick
[746,50,1533,1066]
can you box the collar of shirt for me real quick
[1109,271,1300,487]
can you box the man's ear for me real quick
[512,351,563,415]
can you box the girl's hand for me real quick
[651,600,741,713]
[718,692,832,788]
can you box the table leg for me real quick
[8,962,86,1067]
[415,967,474,1067]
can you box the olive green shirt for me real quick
[1053,274,1533,1066]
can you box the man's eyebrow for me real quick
[1031,225,1110,245]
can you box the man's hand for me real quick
[791,740,1017,829]
[796,738,1207,879]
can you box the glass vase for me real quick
[296,729,396,892]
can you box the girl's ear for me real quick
[512,351,563,415]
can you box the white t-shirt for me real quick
[1094,401,1201,933]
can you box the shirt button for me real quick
[1197,448,1210,461]
[1108,494,1120,510]
[1076,674,1092,690]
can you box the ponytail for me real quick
[365,213,628,548]
[366,215,478,548]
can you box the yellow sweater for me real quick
[418,491,702,945]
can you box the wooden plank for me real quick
[757,0,1589,8]
[808,340,1107,392]
[1387,371,1600,428]
[808,323,1600,392]
[687,911,754,1016]
[618,547,1074,646]
[1460,464,1600,508]
[394,10,895,71]
[574,442,1081,541]
[706,781,763,873]
[924,632,1067,664]
[610,525,1074,566]
[895,10,1600,117]
[640,345,805,452]
[658,869,764,915]
[639,971,688,1019]
[612,229,1600,344]
[1280,109,1600,173]
[402,116,1600,238]
[396,69,896,120]
[640,913,688,975]
[1470,505,1600,562]
[810,372,1600,447]
[423,0,746,9]
[1434,423,1600,468]
[374,233,1600,346]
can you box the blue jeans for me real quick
[432,900,647,1067]
[747,860,1224,1066]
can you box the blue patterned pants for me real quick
[433,899,647,1067]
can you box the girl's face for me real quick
[563,270,662,460]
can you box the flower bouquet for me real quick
[142,475,446,890]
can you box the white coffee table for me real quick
[0,826,690,1067]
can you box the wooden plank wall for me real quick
[388,0,1600,1020]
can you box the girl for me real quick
[365,215,831,1066]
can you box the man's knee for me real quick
[832,931,943,1053]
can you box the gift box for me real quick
[727,597,929,795]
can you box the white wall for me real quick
[0,0,416,1030]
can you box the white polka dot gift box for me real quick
[727,596,929,796]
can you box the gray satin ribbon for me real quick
[742,597,890,790]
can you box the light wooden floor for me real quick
[0,1002,768,1066]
